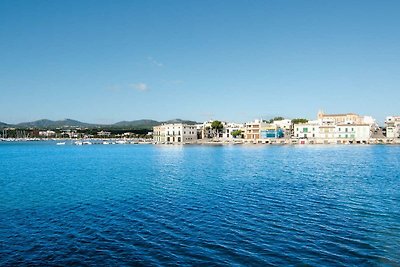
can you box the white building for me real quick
[97,131,111,137]
[294,122,371,144]
[153,125,166,143]
[334,124,371,143]
[385,116,400,138]
[221,122,245,139]
[294,111,374,144]
[39,130,56,137]
[272,119,292,130]
[294,120,321,139]
[153,123,197,143]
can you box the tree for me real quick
[291,118,309,124]
[231,130,242,138]
[211,120,224,138]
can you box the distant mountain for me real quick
[164,119,198,125]
[17,119,99,128]
[112,119,160,128]
[111,119,198,128]
[13,118,200,129]
[0,122,9,128]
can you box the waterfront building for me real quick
[272,119,292,130]
[260,124,284,139]
[221,122,245,139]
[197,121,244,140]
[294,111,374,144]
[245,119,266,140]
[199,120,216,139]
[334,124,371,143]
[317,111,364,124]
[153,123,197,143]
[97,131,111,137]
[39,130,56,137]
[294,120,321,139]
[153,125,166,143]
[385,116,400,138]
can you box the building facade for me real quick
[245,120,265,140]
[385,116,400,138]
[260,124,284,139]
[294,112,374,144]
[153,123,197,143]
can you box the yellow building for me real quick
[317,111,363,124]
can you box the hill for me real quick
[112,119,160,128]
[16,119,99,128]
[163,119,198,125]
[12,118,200,129]
[0,122,9,128]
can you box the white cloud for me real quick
[131,83,149,92]
[147,56,163,67]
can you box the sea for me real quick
[0,142,399,266]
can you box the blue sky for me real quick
[0,0,399,124]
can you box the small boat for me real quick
[103,141,110,145]
[56,142,66,146]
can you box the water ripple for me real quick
[0,143,400,265]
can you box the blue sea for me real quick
[1,142,399,266]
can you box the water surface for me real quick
[0,142,399,266]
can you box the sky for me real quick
[0,0,399,125]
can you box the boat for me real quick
[56,142,66,146]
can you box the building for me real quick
[153,123,197,143]
[272,119,292,130]
[221,122,245,139]
[153,125,166,143]
[385,116,400,138]
[245,119,266,140]
[294,120,321,139]
[97,131,111,137]
[260,124,284,139]
[38,130,56,137]
[294,111,374,144]
[335,124,371,143]
[317,111,364,124]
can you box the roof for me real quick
[320,113,358,117]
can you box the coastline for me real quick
[1,138,400,146]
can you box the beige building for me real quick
[385,116,400,139]
[245,120,266,140]
[317,111,364,124]
[153,125,166,143]
[153,123,197,143]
